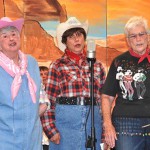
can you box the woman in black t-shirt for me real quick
[102,16,150,150]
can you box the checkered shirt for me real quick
[41,54,106,139]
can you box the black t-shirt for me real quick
[102,51,150,117]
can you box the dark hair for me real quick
[62,27,86,44]
[39,66,48,71]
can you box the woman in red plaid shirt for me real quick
[41,17,106,150]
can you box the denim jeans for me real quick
[113,117,150,150]
[50,105,102,150]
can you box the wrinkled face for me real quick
[127,25,148,55]
[66,31,85,54]
[40,70,48,85]
[0,27,20,54]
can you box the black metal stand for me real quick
[85,58,97,150]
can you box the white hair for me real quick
[124,16,149,37]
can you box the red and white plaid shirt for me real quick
[41,53,106,139]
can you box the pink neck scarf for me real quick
[0,50,37,103]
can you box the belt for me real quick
[56,97,97,105]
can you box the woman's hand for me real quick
[50,133,61,144]
[104,123,117,148]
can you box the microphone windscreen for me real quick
[87,39,96,59]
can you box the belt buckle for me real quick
[80,97,84,105]
[77,97,84,105]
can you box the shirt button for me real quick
[83,91,86,95]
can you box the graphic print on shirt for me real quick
[116,66,127,99]
[133,68,146,99]
[116,66,146,101]
[123,69,134,100]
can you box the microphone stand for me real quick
[86,57,96,150]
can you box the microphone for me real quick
[85,39,97,149]
[86,39,96,59]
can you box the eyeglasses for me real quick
[128,32,147,40]
[0,30,19,40]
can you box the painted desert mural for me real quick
[0,0,150,70]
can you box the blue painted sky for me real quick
[40,20,107,40]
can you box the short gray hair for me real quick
[0,26,19,35]
[124,16,149,37]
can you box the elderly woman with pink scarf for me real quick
[0,17,42,150]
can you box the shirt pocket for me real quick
[65,71,77,83]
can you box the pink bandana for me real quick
[0,50,37,103]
